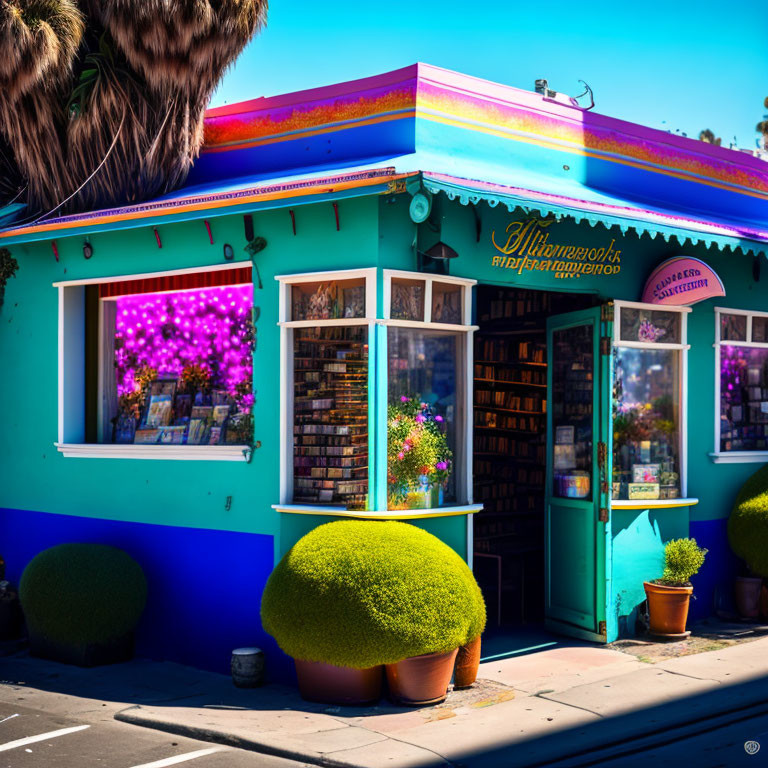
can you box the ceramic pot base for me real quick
[648,630,691,640]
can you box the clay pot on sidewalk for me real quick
[735,576,763,619]
[294,659,383,706]
[386,648,458,706]
[644,581,693,638]
[453,636,481,689]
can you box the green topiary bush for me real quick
[658,538,707,586]
[19,543,147,646]
[729,463,768,576]
[261,520,486,669]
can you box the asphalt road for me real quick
[0,701,310,768]
[594,706,768,768]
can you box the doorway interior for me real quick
[472,285,599,629]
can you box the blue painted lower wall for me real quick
[0,508,291,680]
[689,517,741,622]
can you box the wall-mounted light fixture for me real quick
[83,240,93,259]
[223,243,235,261]
[409,189,433,224]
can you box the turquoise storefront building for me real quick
[1,64,768,675]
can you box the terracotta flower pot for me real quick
[386,648,459,706]
[453,636,481,689]
[294,659,383,706]
[735,576,763,619]
[644,581,693,637]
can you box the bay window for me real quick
[277,268,476,514]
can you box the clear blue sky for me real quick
[212,0,767,149]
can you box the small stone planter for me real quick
[231,647,265,688]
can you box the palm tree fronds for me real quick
[0,0,84,100]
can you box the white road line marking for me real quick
[0,724,90,752]
[129,747,227,768]
[0,714,19,725]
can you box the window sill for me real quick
[611,498,698,510]
[708,451,768,464]
[272,504,483,520]
[55,443,253,461]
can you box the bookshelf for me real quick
[472,287,597,623]
[293,326,368,508]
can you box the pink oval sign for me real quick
[641,256,725,305]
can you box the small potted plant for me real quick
[261,520,485,706]
[20,543,147,666]
[644,538,707,638]
[729,464,768,619]
[387,397,452,510]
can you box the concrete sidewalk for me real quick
[2,638,768,768]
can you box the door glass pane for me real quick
[720,313,747,342]
[387,327,462,508]
[431,282,463,324]
[390,278,425,321]
[720,345,768,452]
[613,348,681,500]
[620,308,680,344]
[551,324,593,499]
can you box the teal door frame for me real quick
[545,305,613,643]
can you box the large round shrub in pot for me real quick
[261,520,486,705]
[729,464,768,617]
[20,543,147,666]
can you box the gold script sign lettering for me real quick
[491,217,622,279]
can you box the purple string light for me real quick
[114,284,253,398]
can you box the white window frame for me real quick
[612,300,691,498]
[381,270,481,553]
[711,307,768,463]
[54,261,254,461]
[275,268,377,508]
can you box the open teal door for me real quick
[545,305,613,642]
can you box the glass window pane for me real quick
[291,278,366,321]
[620,307,680,344]
[751,316,768,343]
[720,345,768,452]
[551,324,593,500]
[111,284,254,445]
[721,313,747,342]
[613,348,681,500]
[293,326,368,508]
[387,327,462,508]
[431,282,463,324]
[390,278,425,321]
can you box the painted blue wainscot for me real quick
[0,509,288,679]
[610,501,695,637]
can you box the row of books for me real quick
[474,364,547,386]
[477,338,546,364]
[475,410,542,432]
[475,389,546,412]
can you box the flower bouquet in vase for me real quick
[388,396,452,510]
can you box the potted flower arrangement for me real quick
[728,464,768,619]
[644,538,707,638]
[19,543,147,666]
[388,396,452,510]
[261,520,486,706]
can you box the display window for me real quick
[383,271,475,511]
[611,302,689,501]
[105,279,254,447]
[277,269,475,513]
[55,264,257,460]
[714,308,768,458]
